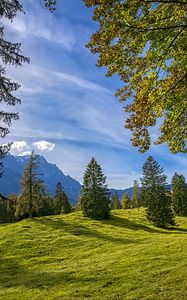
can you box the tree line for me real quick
[0,153,186,228]
[1,0,186,174]
[110,157,187,228]
[0,151,71,223]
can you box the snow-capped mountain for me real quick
[0,154,81,204]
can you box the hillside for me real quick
[0,209,186,300]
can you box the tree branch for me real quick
[142,1,187,4]
[121,23,187,31]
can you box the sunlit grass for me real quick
[0,209,187,299]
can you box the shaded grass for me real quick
[0,209,187,299]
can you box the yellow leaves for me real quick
[83,0,187,152]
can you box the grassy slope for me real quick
[0,209,187,300]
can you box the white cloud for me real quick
[19,151,32,156]
[3,3,77,51]
[8,64,110,95]
[33,140,55,152]
[10,141,30,155]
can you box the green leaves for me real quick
[84,0,187,152]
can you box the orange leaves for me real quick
[83,0,187,152]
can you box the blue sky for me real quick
[3,0,187,188]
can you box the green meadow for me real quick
[0,209,187,300]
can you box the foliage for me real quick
[0,209,187,299]
[121,192,132,209]
[0,194,8,223]
[132,180,140,208]
[172,173,187,216]
[54,182,71,214]
[6,194,17,223]
[16,151,47,218]
[110,192,121,209]
[37,193,54,217]
[43,0,57,12]
[0,144,9,177]
[0,0,29,171]
[141,156,175,228]
[83,0,187,153]
[80,157,110,219]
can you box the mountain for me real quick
[0,155,81,204]
[0,154,171,204]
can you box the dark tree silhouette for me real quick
[0,0,29,175]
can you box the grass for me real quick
[0,209,187,300]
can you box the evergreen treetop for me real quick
[141,156,175,228]
[54,182,71,214]
[111,192,121,209]
[172,173,187,216]
[18,151,46,218]
[0,0,29,173]
[80,157,110,219]
[132,180,140,208]
[121,193,131,209]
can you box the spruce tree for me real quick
[16,151,46,218]
[37,193,53,217]
[141,156,175,228]
[0,1,29,172]
[172,173,187,216]
[80,157,110,219]
[54,182,71,214]
[111,192,121,209]
[121,193,131,209]
[132,180,140,208]
[7,194,17,223]
[0,194,8,223]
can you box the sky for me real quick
[2,0,187,188]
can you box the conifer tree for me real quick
[54,182,71,214]
[16,151,46,218]
[0,194,8,223]
[172,173,187,216]
[7,194,17,223]
[35,188,52,217]
[121,193,131,209]
[80,157,110,219]
[111,192,121,209]
[132,180,140,208]
[0,1,29,172]
[141,156,175,228]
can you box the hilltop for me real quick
[0,209,186,299]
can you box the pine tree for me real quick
[141,156,175,228]
[0,194,8,223]
[0,1,29,172]
[121,193,131,209]
[54,182,71,214]
[16,151,46,218]
[172,173,187,216]
[7,194,17,223]
[37,193,53,217]
[132,180,140,208]
[111,192,121,209]
[80,157,110,219]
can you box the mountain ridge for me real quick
[0,154,171,203]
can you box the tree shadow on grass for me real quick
[0,254,116,297]
[33,215,187,237]
[0,255,93,293]
[107,215,187,234]
[33,217,145,245]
